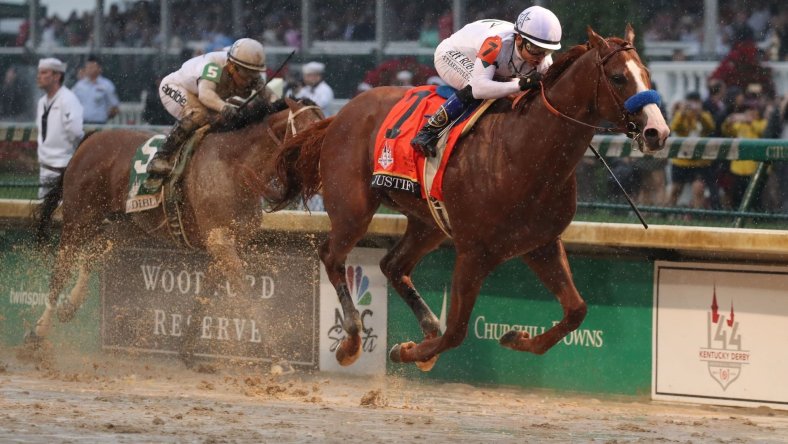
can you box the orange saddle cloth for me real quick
[371,85,478,201]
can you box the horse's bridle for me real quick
[538,41,645,144]
[266,104,324,145]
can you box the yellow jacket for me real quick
[723,118,767,176]
[669,109,716,168]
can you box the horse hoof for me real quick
[415,354,439,372]
[499,330,529,348]
[23,330,43,348]
[56,301,77,323]
[179,352,196,369]
[335,335,362,366]
[388,343,402,363]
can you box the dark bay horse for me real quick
[29,97,324,349]
[272,26,669,370]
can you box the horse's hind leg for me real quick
[321,191,381,366]
[380,216,445,337]
[499,238,587,354]
[204,227,253,301]
[28,208,105,343]
[28,246,75,341]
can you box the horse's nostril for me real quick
[644,128,659,139]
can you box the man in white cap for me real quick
[35,57,84,198]
[295,61,334,115]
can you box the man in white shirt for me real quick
[35,57,84,198]
[72,55,120,124]
[295,61,335,115]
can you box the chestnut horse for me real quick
[28,97,324,354]
[272,26,669,370]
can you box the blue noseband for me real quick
[624,90,661,114]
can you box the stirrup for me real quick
[143,174,165,190]
[411,127,441,157]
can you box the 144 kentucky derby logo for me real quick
[699,286,750,390]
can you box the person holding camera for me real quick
[721,97,767,208]
[665,91,718,209]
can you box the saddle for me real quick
[125,127,209,248]
[371,86,495,236]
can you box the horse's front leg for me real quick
[390,250,495,369]
[205,227,255,302]
[380,216,445,337]
[499,238,587,354]
[56,240,114,323]
[380,216,446,370]
[174,227,250,368]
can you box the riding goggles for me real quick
[524,41,553,58]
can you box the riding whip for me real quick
[588,143,648,229]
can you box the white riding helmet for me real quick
[514,6,562,51]
[227,38,267,72]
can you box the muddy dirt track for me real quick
[1,347,788,443]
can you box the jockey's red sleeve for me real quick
[477,36,502,68]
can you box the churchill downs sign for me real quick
[101,247,319,366]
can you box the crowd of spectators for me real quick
[644,0,787,60]
[7,0,785,62]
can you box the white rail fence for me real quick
[650,61,788,110]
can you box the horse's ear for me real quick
[624,23,635,45]
[284,96,297,109]
[586,26,608,50]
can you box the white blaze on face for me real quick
[624,59,670,145]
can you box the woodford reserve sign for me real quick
[101,247,319,366]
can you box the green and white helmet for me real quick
[227,38,267,72]
[514,6,562,51]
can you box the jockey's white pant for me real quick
[158,73,211,125]
[433,41,475,91]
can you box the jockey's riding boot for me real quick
[411,85,477,157]
[144,121,192,189]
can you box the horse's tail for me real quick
[33,131,97,245]
[33,167,65,246]
[270,116,334,211]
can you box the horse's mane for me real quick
[513,43,591,111]
[213,97,317,133]
[542,37,630,88]
[541,44,591,89]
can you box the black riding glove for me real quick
[220,104,240,122]
[518,71,543,91]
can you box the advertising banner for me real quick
[101,247,319,366]
[319,248,388,375]
[387,249,654,395]
[653,261,788,410]
[0,231,100,350]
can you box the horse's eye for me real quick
[611,74,627,86]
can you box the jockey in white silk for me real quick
[411,5,563,157]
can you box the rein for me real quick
[266,105,323,146]
[539,43,636,134]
